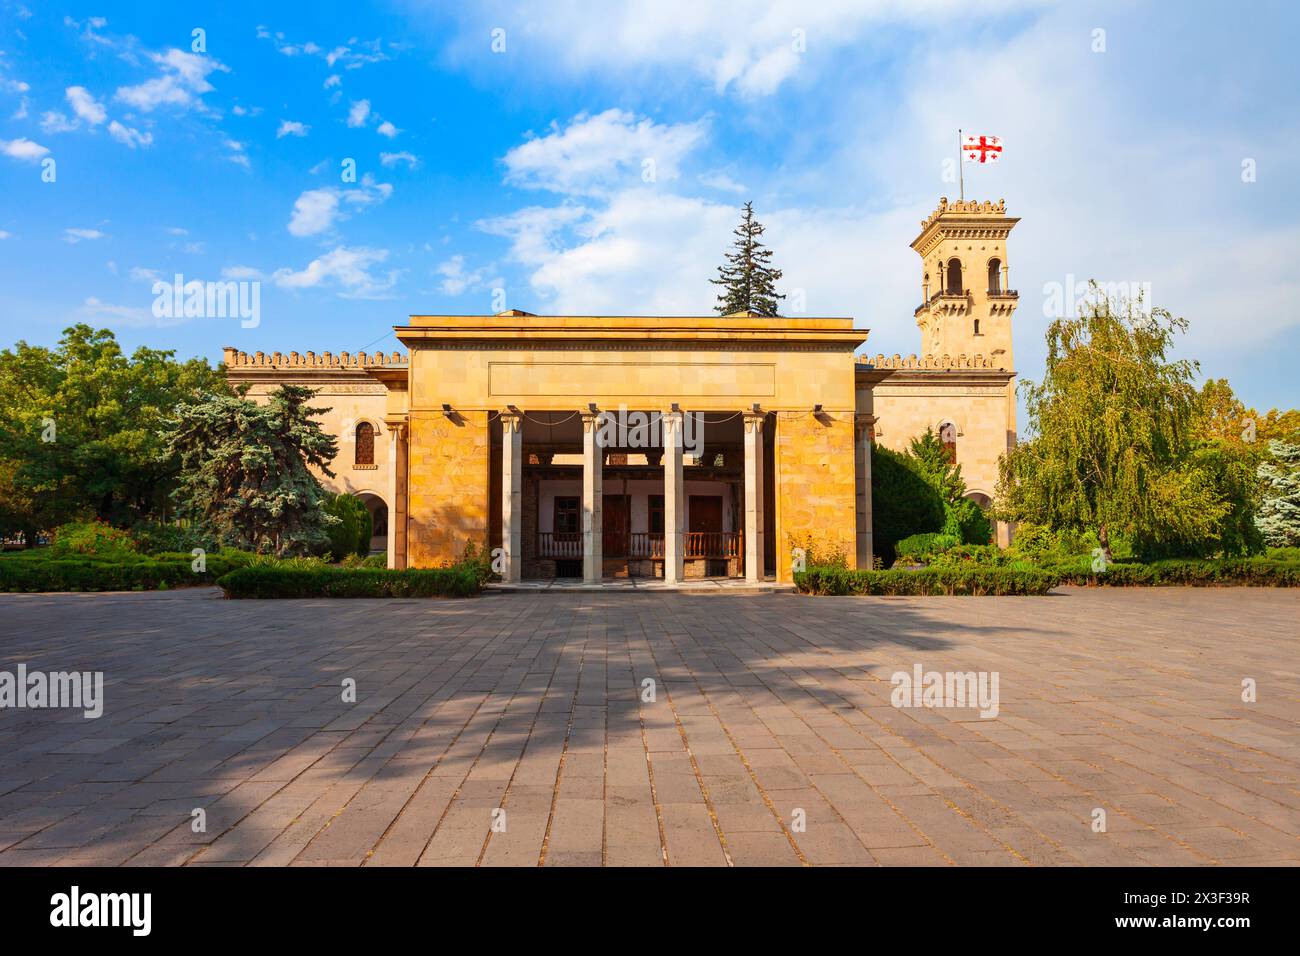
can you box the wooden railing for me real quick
[540,531,741,559]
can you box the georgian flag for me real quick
[962,134,1003,164]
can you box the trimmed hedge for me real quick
[0,553,242,592]
[795,566,1058,596]
[216,565,482,599]
[1049,557,1300,588]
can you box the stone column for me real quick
[662,409,685,584]
[743,410,765,582]
[384,421,405,572]
[855,413,876,571]
[500,410,523,583]
[581,410,603,583]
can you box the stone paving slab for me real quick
[0,586,1296,867]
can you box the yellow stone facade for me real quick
[224,197,1021,579]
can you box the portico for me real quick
[375,311,866,584]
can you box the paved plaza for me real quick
[0,587,1296,866]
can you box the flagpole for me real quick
[958,128,964,202]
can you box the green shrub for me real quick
[1050,556,1300,588]
[131,520,218,555]
[871,444,945,565]
[48,520,137,558]
[0,551,241,591]
[362,554,386,568]
[795,566,1058,596]
[321,493,372,561]
[893,532,959,565]
[942,497,993,545]
[216,565,482,599]
[928,544,1017,569]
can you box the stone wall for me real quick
[406,409,490,567]
[775,413,858,581]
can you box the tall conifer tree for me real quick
[711,202,785,316]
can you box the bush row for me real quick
[215,565,483,599]
[794,567,1059,596]
[0,553,244,592]
[1049,557,1300,588]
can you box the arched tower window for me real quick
[987,258,1002,293]
[939,421,957,465]
[355,421,375,466]
[946,258,963,294]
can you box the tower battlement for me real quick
[910,198,1019,370]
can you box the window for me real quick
[355,421,375,466]
[939,422,957,465]
[946,258,963,294]
[648,495,665,534]
[973,318,981,335]
[987,258,1001,293]
[554,497,580,534]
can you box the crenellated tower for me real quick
[910,197,1019,370]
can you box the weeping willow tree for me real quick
[995,286,1244,560]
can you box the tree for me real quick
[1257,439,1300,547]
[871,444,945,564]
[909,427,966,503]
[908,428,992,545]
[0,325,227,539]
[163,385,339,555]
[995,287,1245,560]
[711,201,786,316]
[322,493,373,561]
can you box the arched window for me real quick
[939,421,957,465]
[987,258,1002,293]
[355,421,375,466]
[946,258,963,294]
[973,318,981,335]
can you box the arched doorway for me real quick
[356,492,388,555]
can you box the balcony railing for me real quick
[536,531,582,559]
[537,531,742,560]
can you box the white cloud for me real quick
[108,120,153,148]
[129,266,160,282]
[0,137,49,161]
[288,188,341,237]
[271,246,397,298]
[435,255,490,295]
[376,120,399,138]
[79,297,161,327]
[503,109,707,195]
[439,0,1041,96]
[64,227,108,243]
[380,150,419,169]
[222,265,264,280]
[114,48,229,112]
[40,111,78,133]
[698,171,746,193]
[287,175,392,237]
[65,85,106,125]
[277,119,310,138]
[324,74,341,88]
[347,99,371,127]
[0,230,11,239]
[225,139,250,167]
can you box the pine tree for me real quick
[1256,439,1300,546]
[162,384,339,555]
[711,201,786,316]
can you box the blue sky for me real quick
[1,0,1297,411]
